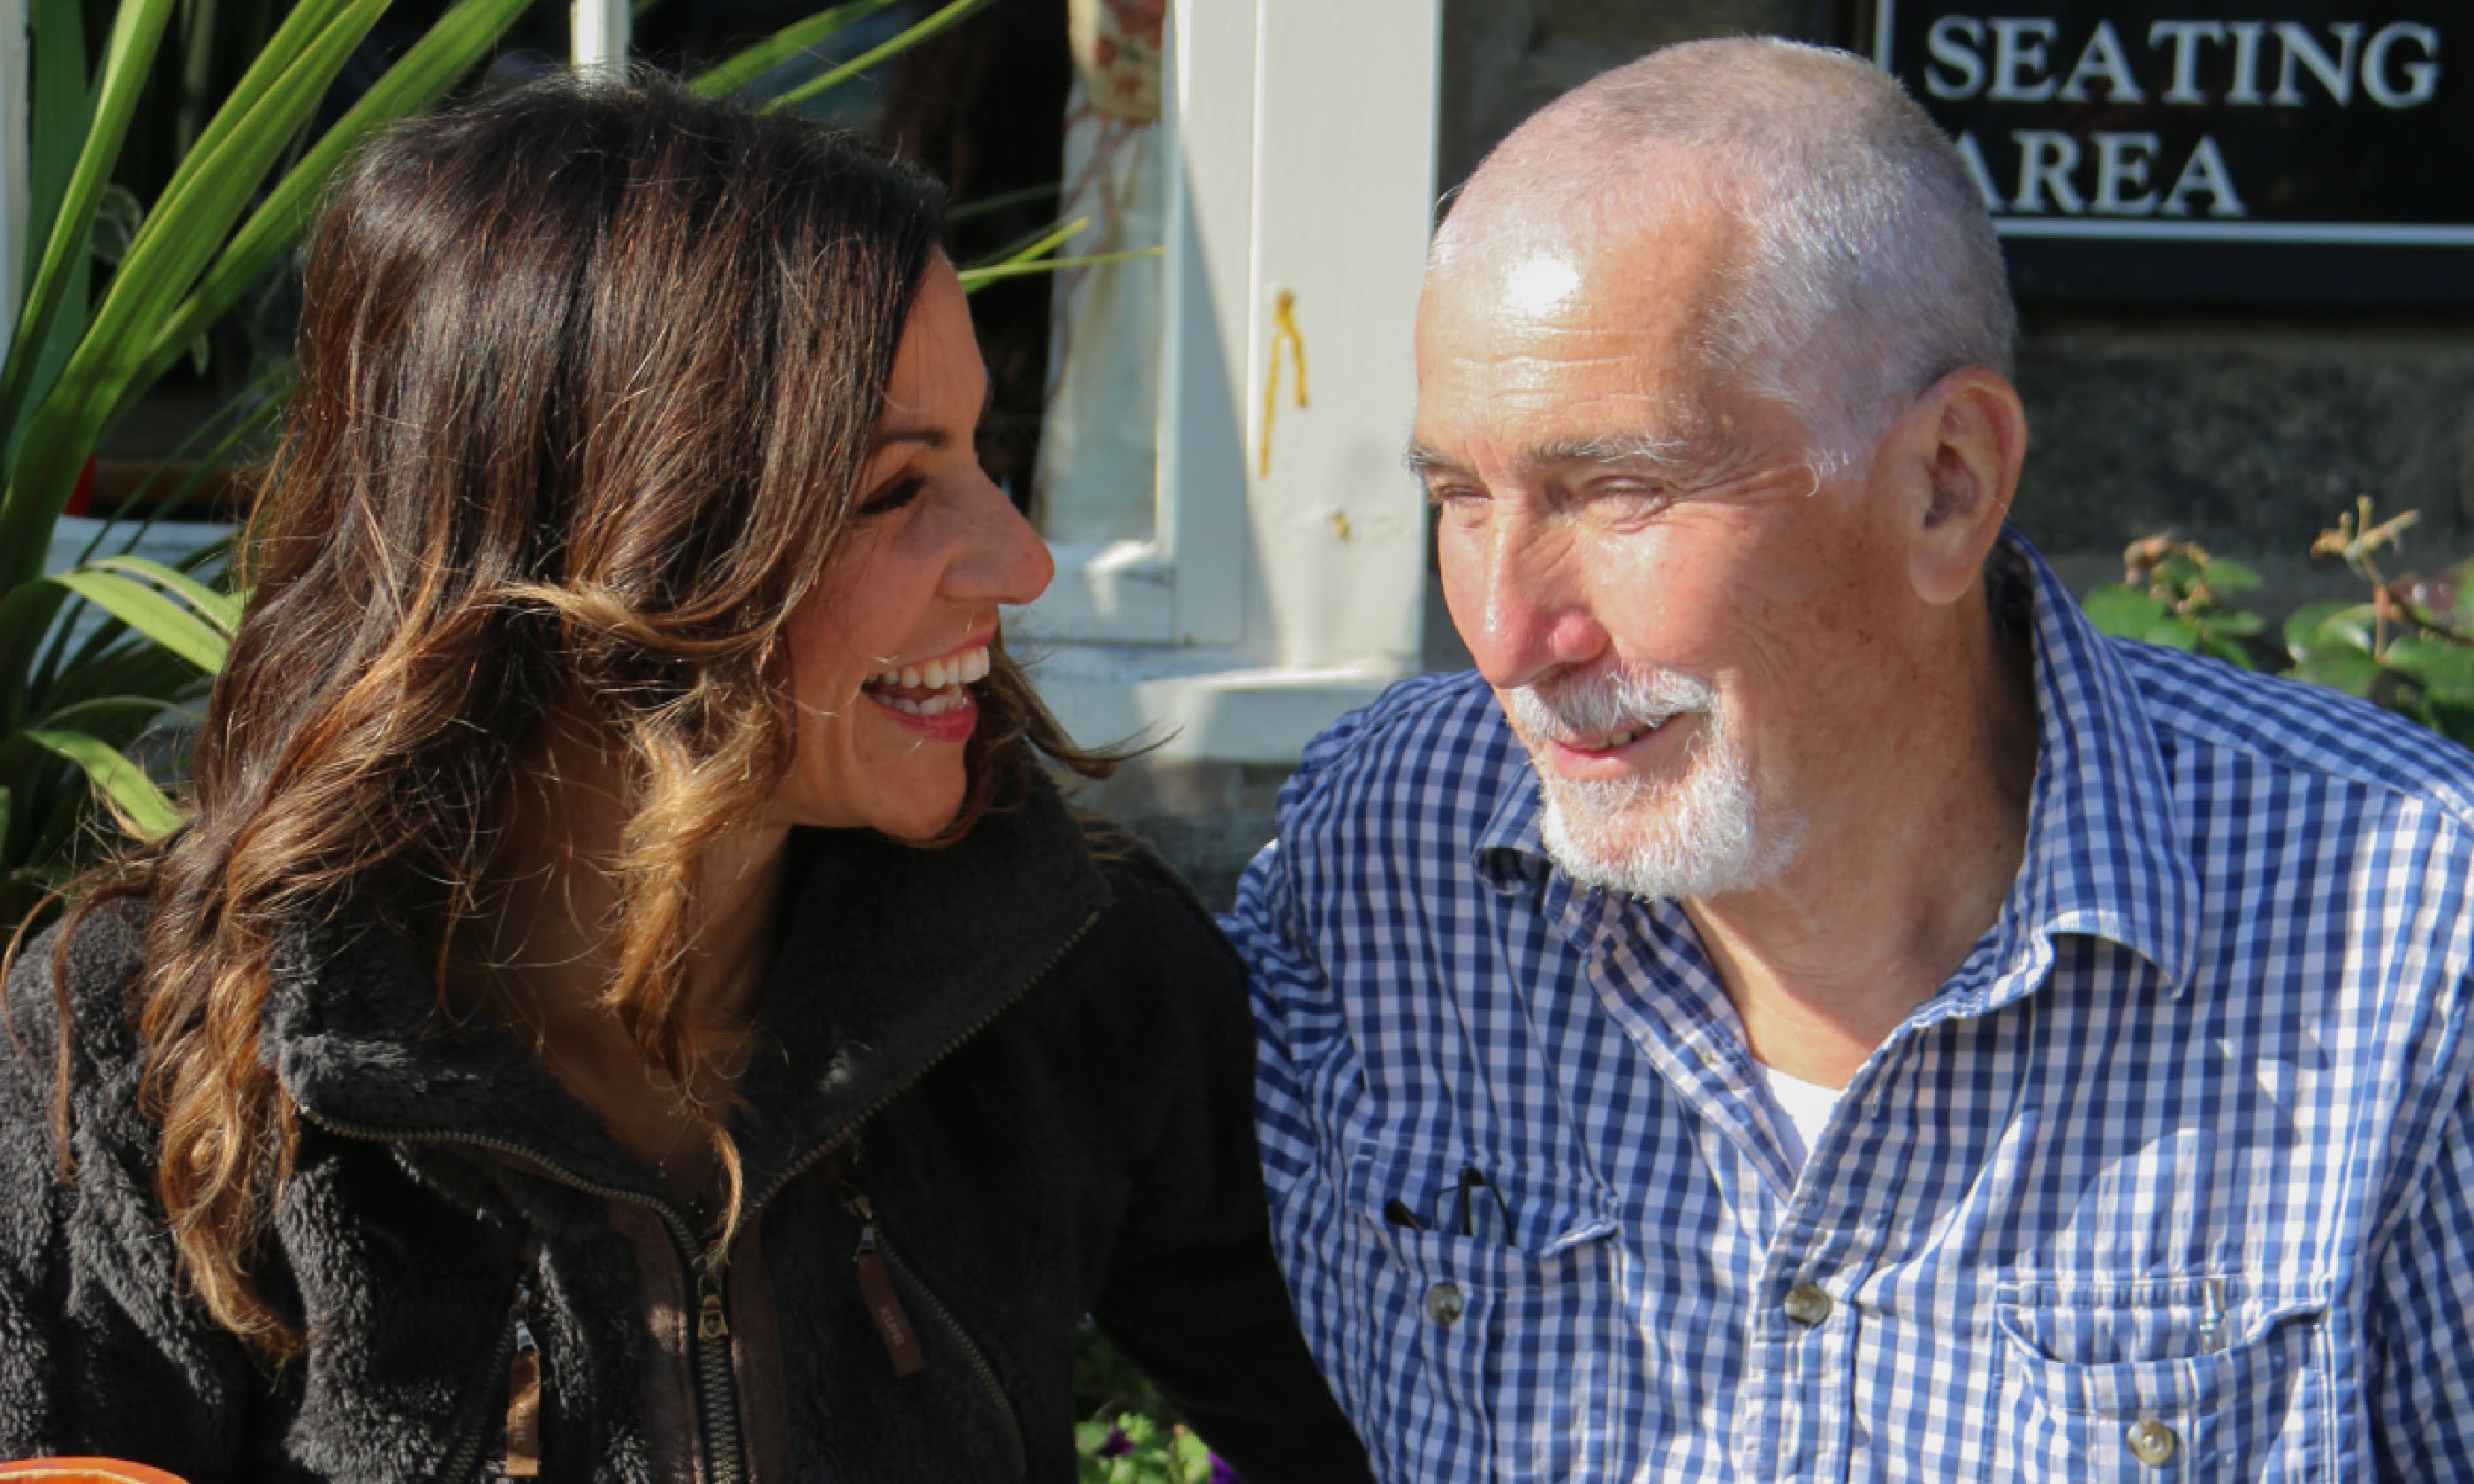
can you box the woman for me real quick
[0,76,1368,1484]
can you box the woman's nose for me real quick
[947,471,1055,608]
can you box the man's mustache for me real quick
[1507,664,1715,743]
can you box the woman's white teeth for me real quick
[866,646,991,713]
[882,690,967,717]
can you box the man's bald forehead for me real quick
[1426,36,2015,454]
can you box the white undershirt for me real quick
[1758,1063,1846,1170]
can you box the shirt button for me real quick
[2126,1420,2177,1466]
[1781,1283,1833,1327]
[1424,1281,1465,1327]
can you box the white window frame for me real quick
[1010,0,1442,759]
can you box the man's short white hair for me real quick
[1435,37,2014,468]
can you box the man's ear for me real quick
[1880,367,2027,607]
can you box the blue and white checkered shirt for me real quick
[1231,537,2474,1480]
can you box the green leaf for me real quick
[135,0,535,410]
[2079,585,2167,639]
[48,570,230,672]
[88,183,145,267]
[687,0,906,100]
[2291,645,2380,699]
[971,215,1090,272]
[958,248,1161,292]
[2201,556,2262,596]
[25,729,181,839]
[766,0,1001,112]
[0,0,179,449]
[22,0,94,300]
[2200,634,2258,670]
[945,181,1064,225]
[2201,610,2265,637]
[89,555,243,633]
[2282,601,2365,656]
[2142,616,2199,650]
[1170,1429,1212,1481]
[2450,559,2474,627]
[2387,637,2474,701]
[5,0,396,590]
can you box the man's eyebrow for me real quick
[1525,430,1698,471]
[1402,429,1703,481]
[1403,440,1466,480]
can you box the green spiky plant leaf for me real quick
[1,0,527,929]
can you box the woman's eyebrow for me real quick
[876,382,998,450]
[871,424,950,452]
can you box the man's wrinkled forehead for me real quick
[1415,193,1748,419]
[1423,152,1747,347]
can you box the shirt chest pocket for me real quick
[1990,1277,2332,1482]
[1343,1141,1623,1483]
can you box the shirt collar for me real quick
[1995,529,2201,997]
[1463,529,2200,995]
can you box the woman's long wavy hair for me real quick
[30,73,1107,1359]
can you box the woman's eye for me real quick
[859,474,928,517]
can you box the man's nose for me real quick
[1446,514,1610,688]
[949,471,1056,608]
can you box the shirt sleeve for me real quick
[2368,1045,2474,1479]
[1226,841,1341,1203]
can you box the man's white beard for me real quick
[1508,666,1794,902]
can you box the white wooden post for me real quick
[1241,0,1435,675]
[1012,0,1442,761]
[570,0,629,73]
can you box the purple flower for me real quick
[1097,1426,1134,1459]
[1206,1457,1241,1484]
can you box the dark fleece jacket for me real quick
[0,777,1370,1484]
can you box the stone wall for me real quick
[1094,0,2474,905]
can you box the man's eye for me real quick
[1591,484,1671,519]
[1424,482,1484,509]
[859,475,927,517]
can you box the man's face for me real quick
[1415,206,1919,902]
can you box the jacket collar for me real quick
[1466,530,2200,998]
[269,770,1112,1198]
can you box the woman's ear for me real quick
[1880,366,2028,607]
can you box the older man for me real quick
[1230,36,2473,1481]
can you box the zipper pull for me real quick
[696,1268,731,1341]
[846,1200,928,1377]
[505,1260,543,1478]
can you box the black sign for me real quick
[1868,3,2474,302]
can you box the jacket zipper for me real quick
[836,1174,1026,1474]
[301,904,1102,1484]
[433,1268,527,1484]
[300,1109,738,1484]
[880,1230,1028,1478]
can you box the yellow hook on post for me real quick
[1258,288,1309,478]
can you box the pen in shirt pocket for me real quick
[1384,1166,1514,1242]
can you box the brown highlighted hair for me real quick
[33,73,1104,1357]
